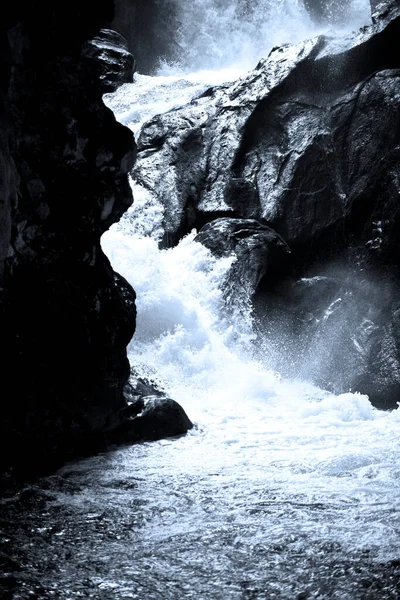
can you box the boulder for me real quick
[133,5,400,261]
[131,1,400,409]
[109,396,193,444]
[195,218,291,309]
[83,28,136,93]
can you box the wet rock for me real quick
[121,370,166,418]
[133,397,193,441]
[196,217,291,298]
[110,396,193,444]
[370,0,399,21]
[132,1,400,409]
[254,269,400,410]
[109,370,193,445]
[83,28,136,93]
[125,368,167,399]
[134,7,400,263]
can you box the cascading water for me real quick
[1,2,399,599]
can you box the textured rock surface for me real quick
[134,2,400,259]
[195,218,291,308]
[132,1,400,408]
[110,370,193,444]
[0,2,137,473]
[83,28,136,93]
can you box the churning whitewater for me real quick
[1,1,398,599]
[99,0,400,592]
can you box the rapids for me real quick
[1,1,399,598]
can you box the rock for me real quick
[370,0,399,21]
[133,397,193,441]
[108,370,194,444]
[109,396,193,444]
[133,6,400,265]
[196,218,291,306]
[0,2,137,474]
[125,367,167,399]
[83,28,136,93]
[131,2,400,409]
[253,269,400,409]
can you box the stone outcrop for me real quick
[195,218,291,311]
[0,2,138,474]
[82,28,136,94]
[131,1,400,408]
[134,1,400,259]
[110,370,193,444]
[253,270,400,410]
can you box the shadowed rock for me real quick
[131,1,400,409]
[83,28,136,93]
[196,217,291,300]
[110,396,193,444]
[0,1,138,475]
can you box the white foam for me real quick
[100,0,399,563]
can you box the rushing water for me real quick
[1,2,400,599]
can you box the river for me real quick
[1,1,399,598]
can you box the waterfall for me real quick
[98,0,400,588]
[0,4,399,599]
[102,0,375,411]
[154,0,371,74]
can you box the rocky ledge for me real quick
[132,0,400,409]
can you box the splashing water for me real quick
[100,2,399,586]
[155,0,371,74]
[2,4,398,599]
[100,186,400,591]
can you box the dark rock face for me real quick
[135,3,400,260]
[115,397,193,443]
[132,1,400,409]
[82,28,136,94]
[195,218,291,310]
[110,371,193,444]
[254,270,400,410]
[0,2,138,473]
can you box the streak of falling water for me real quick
[1,2,399,599]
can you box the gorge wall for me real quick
[0,1,137,475]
